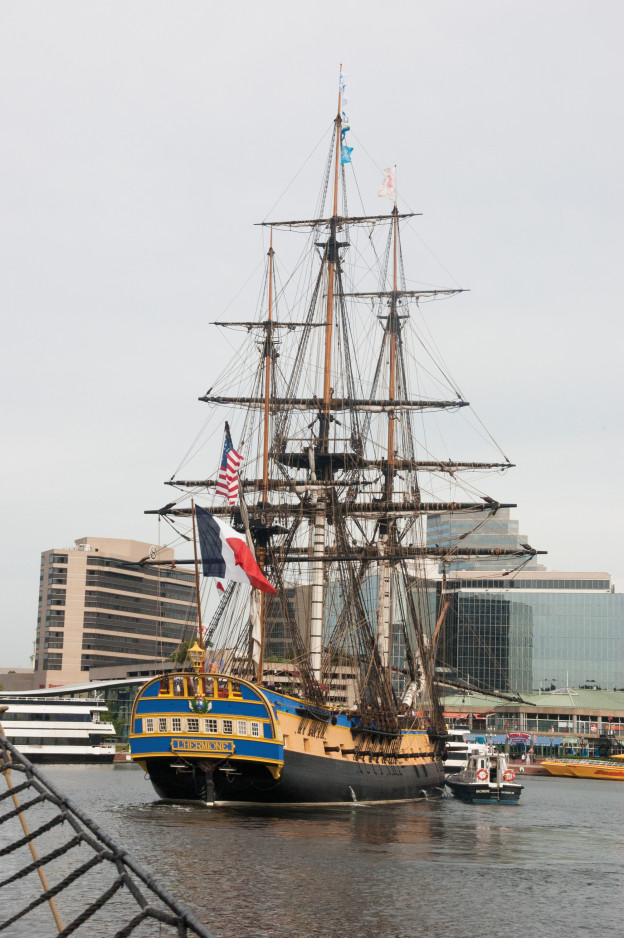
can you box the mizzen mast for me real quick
[376,190,400,671]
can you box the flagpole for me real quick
[190,499,205,667]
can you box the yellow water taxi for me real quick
[541,759,624,780]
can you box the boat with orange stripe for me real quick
[541,759,624,780]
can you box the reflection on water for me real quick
[4,766,622,938]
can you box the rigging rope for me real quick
[0,729,214,937]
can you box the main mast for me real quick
[310,68,344,680]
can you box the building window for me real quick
[204,718,218,734]
[187,718,199,733]
[222,719,233,734]
[144,718,154,733]
[171,717,181,733]
[158,718,167,733]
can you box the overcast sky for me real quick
[1,1,622,667]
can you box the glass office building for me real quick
[432,571,623,694]
[426,509,542,572]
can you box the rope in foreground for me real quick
[0,730,215,937]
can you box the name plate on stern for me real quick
[170,739,235,754]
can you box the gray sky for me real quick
[1,1,622,667]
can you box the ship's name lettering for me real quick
[170,739,235,754]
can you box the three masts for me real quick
[137,74,543,788]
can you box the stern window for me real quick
[172,717,182,733]
[223,719,233,734]
[144,718,154,734]
[250,722,260,737]
[237,721,248,736]
[204,718,218,733]
[158,718,167,733]
[187,718,200,733]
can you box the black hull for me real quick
[146,749,445,805]
[446,778,522,804]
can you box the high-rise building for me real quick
[434,570,623,694]
[35,537,197,687]
[426,508,543,572]
[423,511,624,694]
[263,585,312,661]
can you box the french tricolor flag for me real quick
[195,505,277,594]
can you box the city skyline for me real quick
[1,2,623,666]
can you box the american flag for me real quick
[216,431,243,505]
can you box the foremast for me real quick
[255,226,275,683]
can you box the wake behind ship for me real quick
[129,70,542,804]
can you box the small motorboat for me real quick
[446,745,523,803]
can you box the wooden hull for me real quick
[145,747,444,805]
[130,672,444,805]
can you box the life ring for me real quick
[476,768,488,781]
[504,769,515,782]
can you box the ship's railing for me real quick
[0,730,214,937]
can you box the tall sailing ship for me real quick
[129,74,541,804]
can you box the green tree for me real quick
[170,641,192,664]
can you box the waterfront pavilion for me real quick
[442,688,624,756]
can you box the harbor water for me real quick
[2,764,622,937]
